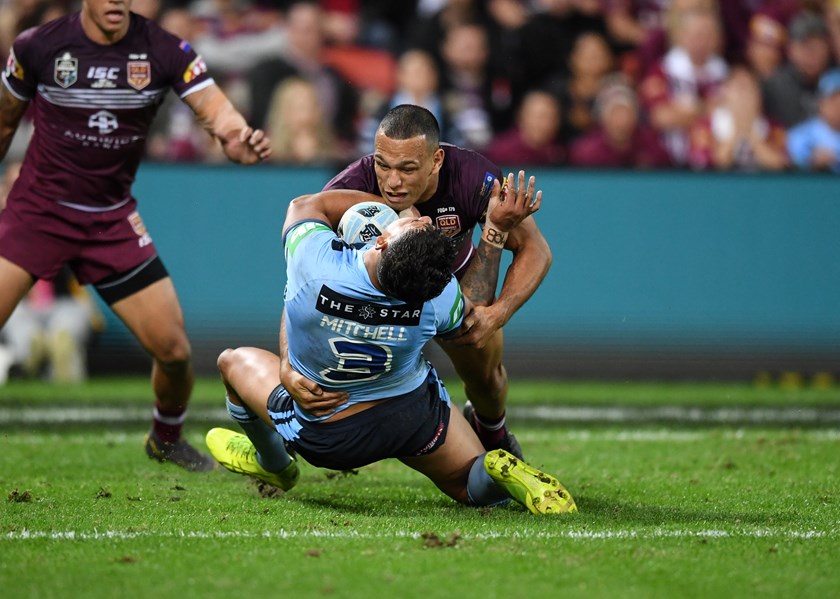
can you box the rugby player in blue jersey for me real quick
[206,186,576,514]
[0,0,271,470]
[288,104,552,460]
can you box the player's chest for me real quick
[48,50,157,91]
[418,199,474,239]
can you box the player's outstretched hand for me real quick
[224,126,272,164]
[487,170,542,233]
[281,363,348,417]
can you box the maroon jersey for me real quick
[2,12,213,210]
[324,144,502,278]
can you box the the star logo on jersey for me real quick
[357,305,377,321]
[54,52,78,88]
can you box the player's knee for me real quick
[216,347,237,377]
[152,334,191,367]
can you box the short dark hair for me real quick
[378,227,456,302]
[379,104,441,150]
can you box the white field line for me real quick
[2,527,837,542]
[2,405,840,426]
[519,406,840,424]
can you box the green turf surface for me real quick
[2,427,838,598]
[2,376,840,407]
[2,378,839,598]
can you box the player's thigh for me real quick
[109,277,190,361]
[400,406,486,500]
[217,347,280,422]
[436,328,504,382]
[0,256,35,326]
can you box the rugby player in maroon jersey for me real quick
[0,0,271,470]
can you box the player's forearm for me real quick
[187,85,248,145]
[206,98,248,147]
[278,309,290,366]
[461,220,508,306]
[494,239,552,326]
[284,189,381,233]
[460,238,504,306]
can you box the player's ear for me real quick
[431,147,444,174]
[373,235,389,251]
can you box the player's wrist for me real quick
[481,220,509,248]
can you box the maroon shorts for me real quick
[0,196,158,285]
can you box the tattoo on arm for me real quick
[460,240,503,306]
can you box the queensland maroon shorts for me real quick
[0,196,158,285]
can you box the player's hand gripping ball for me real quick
[338,201,399,245]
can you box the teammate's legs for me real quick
[435,329,523,458]
[438,330,507,415]
[109,276,212,471]
[111,277,192,410]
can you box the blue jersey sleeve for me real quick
[283,219,340,297]
[430,277,465,336]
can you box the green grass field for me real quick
[2,377,839,598]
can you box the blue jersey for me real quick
[283,220,465,421]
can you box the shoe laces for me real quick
[226,437,257,461]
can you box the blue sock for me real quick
[466,452,512,506]
[226,397,291,472]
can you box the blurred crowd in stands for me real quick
[3,0,840,172]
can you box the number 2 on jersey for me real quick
[320,338,393,382]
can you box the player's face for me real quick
[382,215,434,241]
[373,132,444,212]
[81,0,133,44]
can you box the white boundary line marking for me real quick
[2,405,840,426]
[2,528,837,542]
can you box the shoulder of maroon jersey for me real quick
[14,13,76,54]
[440,143,500,174]
[439,143,502,202]
[324,155,377,191]
[129,12,184,50]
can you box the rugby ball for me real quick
[338,201,399,245]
